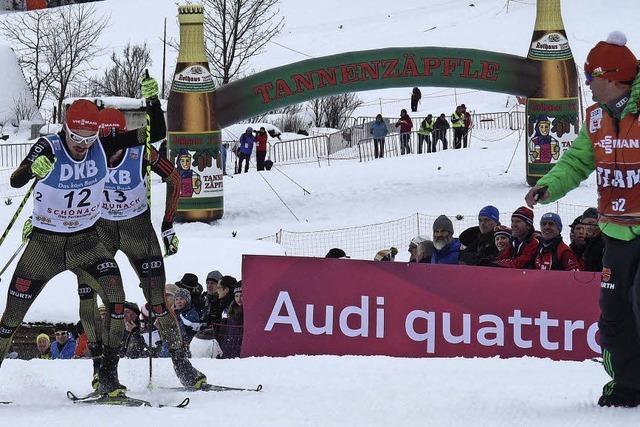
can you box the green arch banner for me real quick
[215,47,541,127]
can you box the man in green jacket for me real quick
[525,31,640,408]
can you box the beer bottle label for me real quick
[172,65,216,93]
[528,32,572,60]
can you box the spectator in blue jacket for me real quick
[175,288,202,346]
[237,127,255,174]
[431,215,461,264]
[51,325,76,359]
[370,114,388,159]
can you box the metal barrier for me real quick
[357,128,460,162]
[0,142,33,169]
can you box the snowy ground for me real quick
[0,0,637,423]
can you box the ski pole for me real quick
[0,241,26,280]
[0,180,36,248]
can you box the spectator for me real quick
[416,240,435,263]
[73,320,89,358]
[374,247,398,261]
[220,142,229,175]
[51,325,76,360]
[325,248,349,258]
[431,215,461,264]
[206,276,238,332]
[433,113,450,150]
[175,273,204,316]
[237,127,254,173]
[139,303,164,357]
[581,207,605,272]
[461,104,473,148]
[36,333,51,359]
[395,109,413,155]
[408,235,429,262]
[569,215,587,262]
[410,87,422,112]
[175,288,202,346]
[494,225,512,253]
[535,213,580,270]
[201,270,223,323]
[451,105,465,149]
[220,286,244,359]
[459,205,500,266]
[417,115,434,154]
[370,114,388,159]
[122,301,147,359]
[255,127,269,171]
[493,207,538,269]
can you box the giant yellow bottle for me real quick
[525,0,579,186]
[168,4,223,221]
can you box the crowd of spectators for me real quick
[328,205,603,272]
[30,271,244,361]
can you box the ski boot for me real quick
[89,343,103,391]
[170,347,207,389]
[97,346,127,397]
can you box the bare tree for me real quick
[0,10,55,108]
[90,43,152,97]
[203,0,284,85]
[44,4,109,121]
[308,94,363,129]
[11,94,39,127]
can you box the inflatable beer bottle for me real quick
[168,4,223,221]
[525,0,579,186]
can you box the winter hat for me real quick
[493,225,512,239]
[478,205,500,224]
[570,215,583,230]
[540,212,562,232]
[36,333,50,345]
[325,248,347,258]
[219,275,238,291]
[124,301,140,317]
[374,249,394,261]
[98,108,127,138]
[164,283,178,296]
[410,235,429,247]
[511,206,534,227]
[582,207,599,221]
[585,31,638,82]
[176,273,200,291]
[206,270,223,282]
[234,287,242,295]
[433,215,454,234]
[174,288,192,305]
[65,99,100,133]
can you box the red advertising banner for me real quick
[241,256,602,361]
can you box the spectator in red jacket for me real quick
[493,207,538,269]
[395,109,413,155]
[535,212,580,271]
[255,127,269,171]
[494,225,512,253]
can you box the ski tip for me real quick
[66,390,78,401]
[256,384,263,392]
[177,397,190,408]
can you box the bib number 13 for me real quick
[63,189,91,209]
[612,198,626,212]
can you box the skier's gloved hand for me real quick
[31,155,54,178]
[22,216,32,243]
[161,221,179,256]
[140,74,159,101]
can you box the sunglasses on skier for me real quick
[65,124,99,146]
[584,67,619,83]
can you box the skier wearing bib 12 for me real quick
[0,77,164,397]
[76,106,207,390]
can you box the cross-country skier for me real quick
[0,76,163,398]
[76,107,206,390]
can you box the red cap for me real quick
[512,206,534,227]
[585,31,638,82]
[65,99,99,133]
[98,108,127,138]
